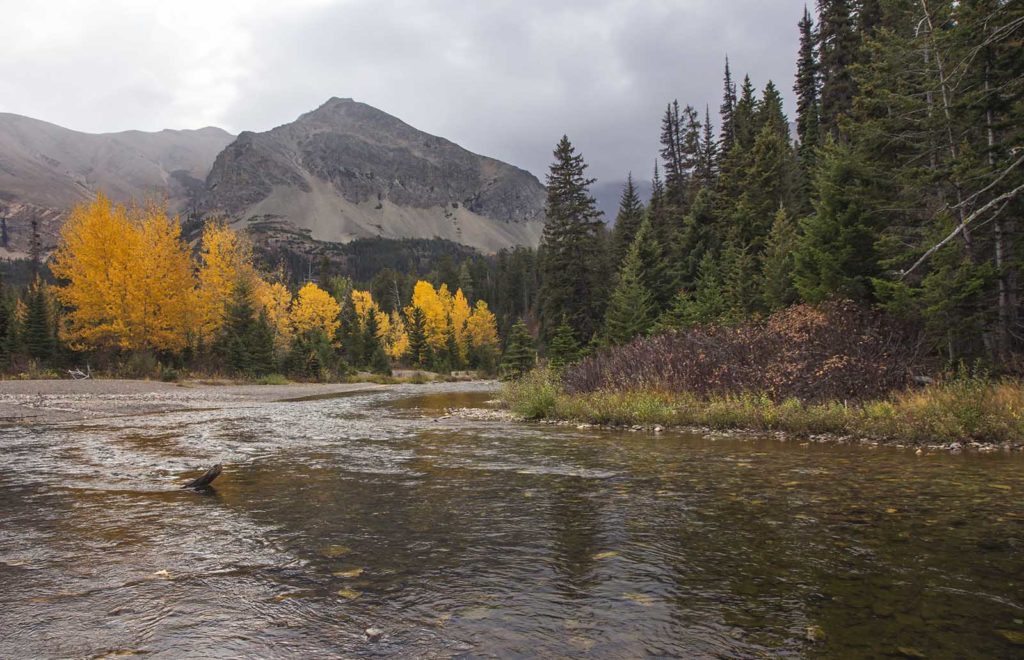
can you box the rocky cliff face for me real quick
[0,113,234,255]
[201,98,547,254]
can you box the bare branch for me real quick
[900,182,1024,279]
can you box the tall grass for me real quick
[502,369,1024,445]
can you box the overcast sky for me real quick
[0,0,808,184]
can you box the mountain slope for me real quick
[0,113,234,255]
[201,98,547,254]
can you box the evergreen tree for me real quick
[406,306,428,367]
[361,309,391,375]
[603,235,657,345]
[610,173,645,266]
[23,278,53,362]
[547,316,581,368]
[698,105,719,187]
[669,187,718,293]
[794,138,879,303]
[500,319,536,379]
[220,278,276,376]
[538,136,609,344]
[338,299,364,367]
[795,6,821,209]
[657,253,729,329]
[719,57,738,153]
[818,0,858,136]
[761,207,801,310]
[457,262,475,302]
[249,312,277,376]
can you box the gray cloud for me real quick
[0,0,807,185]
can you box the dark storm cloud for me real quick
[0,0,808,184]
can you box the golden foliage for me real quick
[290,282,341,340]
[383,309,409,359]
[409,280,449,351]
[50,195,195,351]
[466,300,499,349]
[195,220,257,340]
[255,280,294,351]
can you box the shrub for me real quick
[562,301,926,402]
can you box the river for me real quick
[1,382,1022,658]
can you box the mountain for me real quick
[201,98,547,254]
[0,113,234,256]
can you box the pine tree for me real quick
[249,312,277,376]
[222,278,260,375]
[457,262,474,302]
[23,278,53,362]
[719,57,738,153]
[547,316,581,368]
[657,253,729,329]
[538,136,609,344]
[761,208,801,310]
[610,173,645,266]
[669,187,719,293]
[339,299,364,367]
[603,235,657,345]
[698,105,719,187]
[794,138,879,303]
[406,306,428,367]
[362,310,391,375]
[818,0,858,136]
[500,319,536,379]
[795,6,821,209]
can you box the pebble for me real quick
[365,627,384,642]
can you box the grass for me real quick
[502,368,1024,446]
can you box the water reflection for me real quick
[0,382,1022,657]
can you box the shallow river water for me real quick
[1,382,1022,658]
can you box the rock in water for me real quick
[365,627,384,642]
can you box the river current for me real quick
[1,382,1022,658]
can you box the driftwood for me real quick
[181,464,222,490]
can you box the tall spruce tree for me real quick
[547,316,581,368]
[23,278,53,362]
[818,0,858,136]
[406,306,428,368]
[500,319,536,379]
[538,136,609,344]
[610,173,645,266]
[761,207,801,310]
[794,138,879,303]
[795,6,821,209]
[0,270,9,362]
[719,57,738,153]
[603,235,657,345]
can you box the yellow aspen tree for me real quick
[290,282,341,340]
[124,207,196,351]
[255,280,293,351]
[51,194,139,349]
[351,289,376,325]
[409,280,448,351]
[383,309,410,359]
[466,300,499,350]
[449,288,472,360]
[196,221,256,340]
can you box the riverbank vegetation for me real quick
[505,367,1024,447]
[0,198,501,381]
[497,1,1023,442]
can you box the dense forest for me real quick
[529,0,1023,371]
